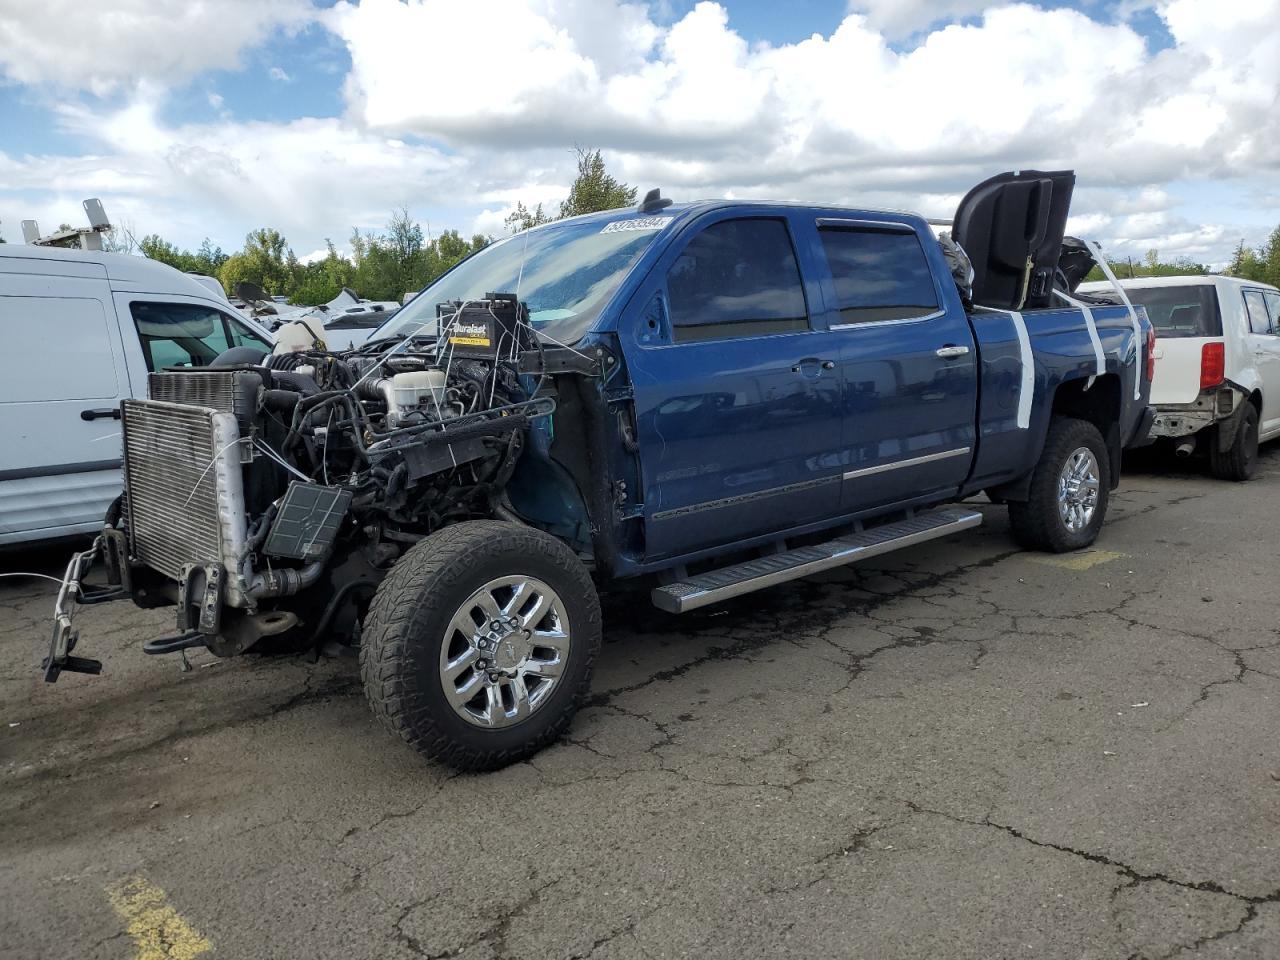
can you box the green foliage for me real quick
[506,147,635,235]
[1224,229,1280,286]
[1084,249,1210,283]
[559,148,637,218]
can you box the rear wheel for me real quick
[1210,403,1259,482]
[1008,416,1110,553]
[360,521,601,770]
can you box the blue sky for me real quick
[2,0,1277,266]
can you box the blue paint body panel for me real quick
[529,201,1152,578]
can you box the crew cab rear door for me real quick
[619,210,845,559]
[808,216,978,513]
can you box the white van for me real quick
[1078,275,1280,480]
[0,245,272,545]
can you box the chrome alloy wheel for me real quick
[439,576,571,729]
[1057,446,1100,532]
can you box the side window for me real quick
[819,225,939,325]
[130,301,237,371]
[226,315,269,348]
[1263,292,1280,331]
[666,218,808,342]
[1244,290,1273,335]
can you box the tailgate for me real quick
[1152,337,1214,405]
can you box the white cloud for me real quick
[268,66,292,83]
[3,0,1279,266]
[845,0,997,39]
[0,0,313,94]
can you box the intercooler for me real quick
[121,397,250,602]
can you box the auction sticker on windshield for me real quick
[601,217,673,234]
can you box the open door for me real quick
[952,170,1075,311]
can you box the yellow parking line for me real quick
[106,876,211,960]
[1027,549,1126,571]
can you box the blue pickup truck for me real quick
[45,170,1153,770]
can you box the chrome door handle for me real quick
[935,345,970,359]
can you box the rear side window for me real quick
[1243,290,1273,335]
[130,302,262,371]
[1264,292,1280,330]
[818,226,938,325]
[1122,286,1223,338]
[666,218,808,342]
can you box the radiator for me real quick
[121,398,247,589]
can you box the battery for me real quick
[438,294,530,360]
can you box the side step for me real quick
[650,507,983,614]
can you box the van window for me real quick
[1121,286,1223,339]
[1243,290,1273,336]
[1264,292,1280,329]
[130,302,263,371]
[0,296,120,402]
[667,219,808,342]
[818,226,938,324]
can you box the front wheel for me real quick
[1008,416,1110,553]
[360,521,601,770]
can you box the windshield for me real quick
[375,214,670,345]
[1124,285,1223,338]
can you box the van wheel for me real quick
[360,521,601,771]
[1210,403,1259,482]
[1008,416,1110,553]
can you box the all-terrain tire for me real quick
[1008,416,1110,553]
[360,520,601,771]
[1210,403,1259,482]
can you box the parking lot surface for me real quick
[3,451,1279,960]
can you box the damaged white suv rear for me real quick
[1079,275,1280,480]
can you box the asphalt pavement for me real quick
[2,449,1278,960]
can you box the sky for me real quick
[1,0,1278,268]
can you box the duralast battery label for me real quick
[448,320,491,348]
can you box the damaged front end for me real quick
[44,295,568,681]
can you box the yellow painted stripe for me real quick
[106,876,211,960]
[1027,549,1126,571]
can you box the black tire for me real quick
[360,520,601,771]
[1210,403,1259,482]
[1008,417,1111,553]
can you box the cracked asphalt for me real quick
[2,450,1279,960]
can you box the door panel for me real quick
[1242,289,1280,436]
[622,214,845,560]
[808,220,978,513]
[0,291,128,541]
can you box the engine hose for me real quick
[247,559,326,599]
[261,389,303,414]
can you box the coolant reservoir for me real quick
[272,316,328,353]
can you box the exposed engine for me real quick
[116,295,557,654]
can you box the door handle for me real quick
[81,408,122,421]
[935,345,971,359]
[791,358,834,373]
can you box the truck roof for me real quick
[0,242,224,299]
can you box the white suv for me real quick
[1078,275,1280,480]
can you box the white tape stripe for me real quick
[974,305,1034,430]
[1054,290,1105,381]
[1084,239,1143,400]
[1008,310,1033,429]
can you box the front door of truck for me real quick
[622,213,845,560]
[811,217,979,513]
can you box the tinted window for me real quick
[1122,285,1223,338]
[1264,292,1280,330]
[1243,290,1273,335]
[130,302,259,371]
[667,219,808,342]
[819,226,938,324]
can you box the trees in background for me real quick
[505,146,636,233]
